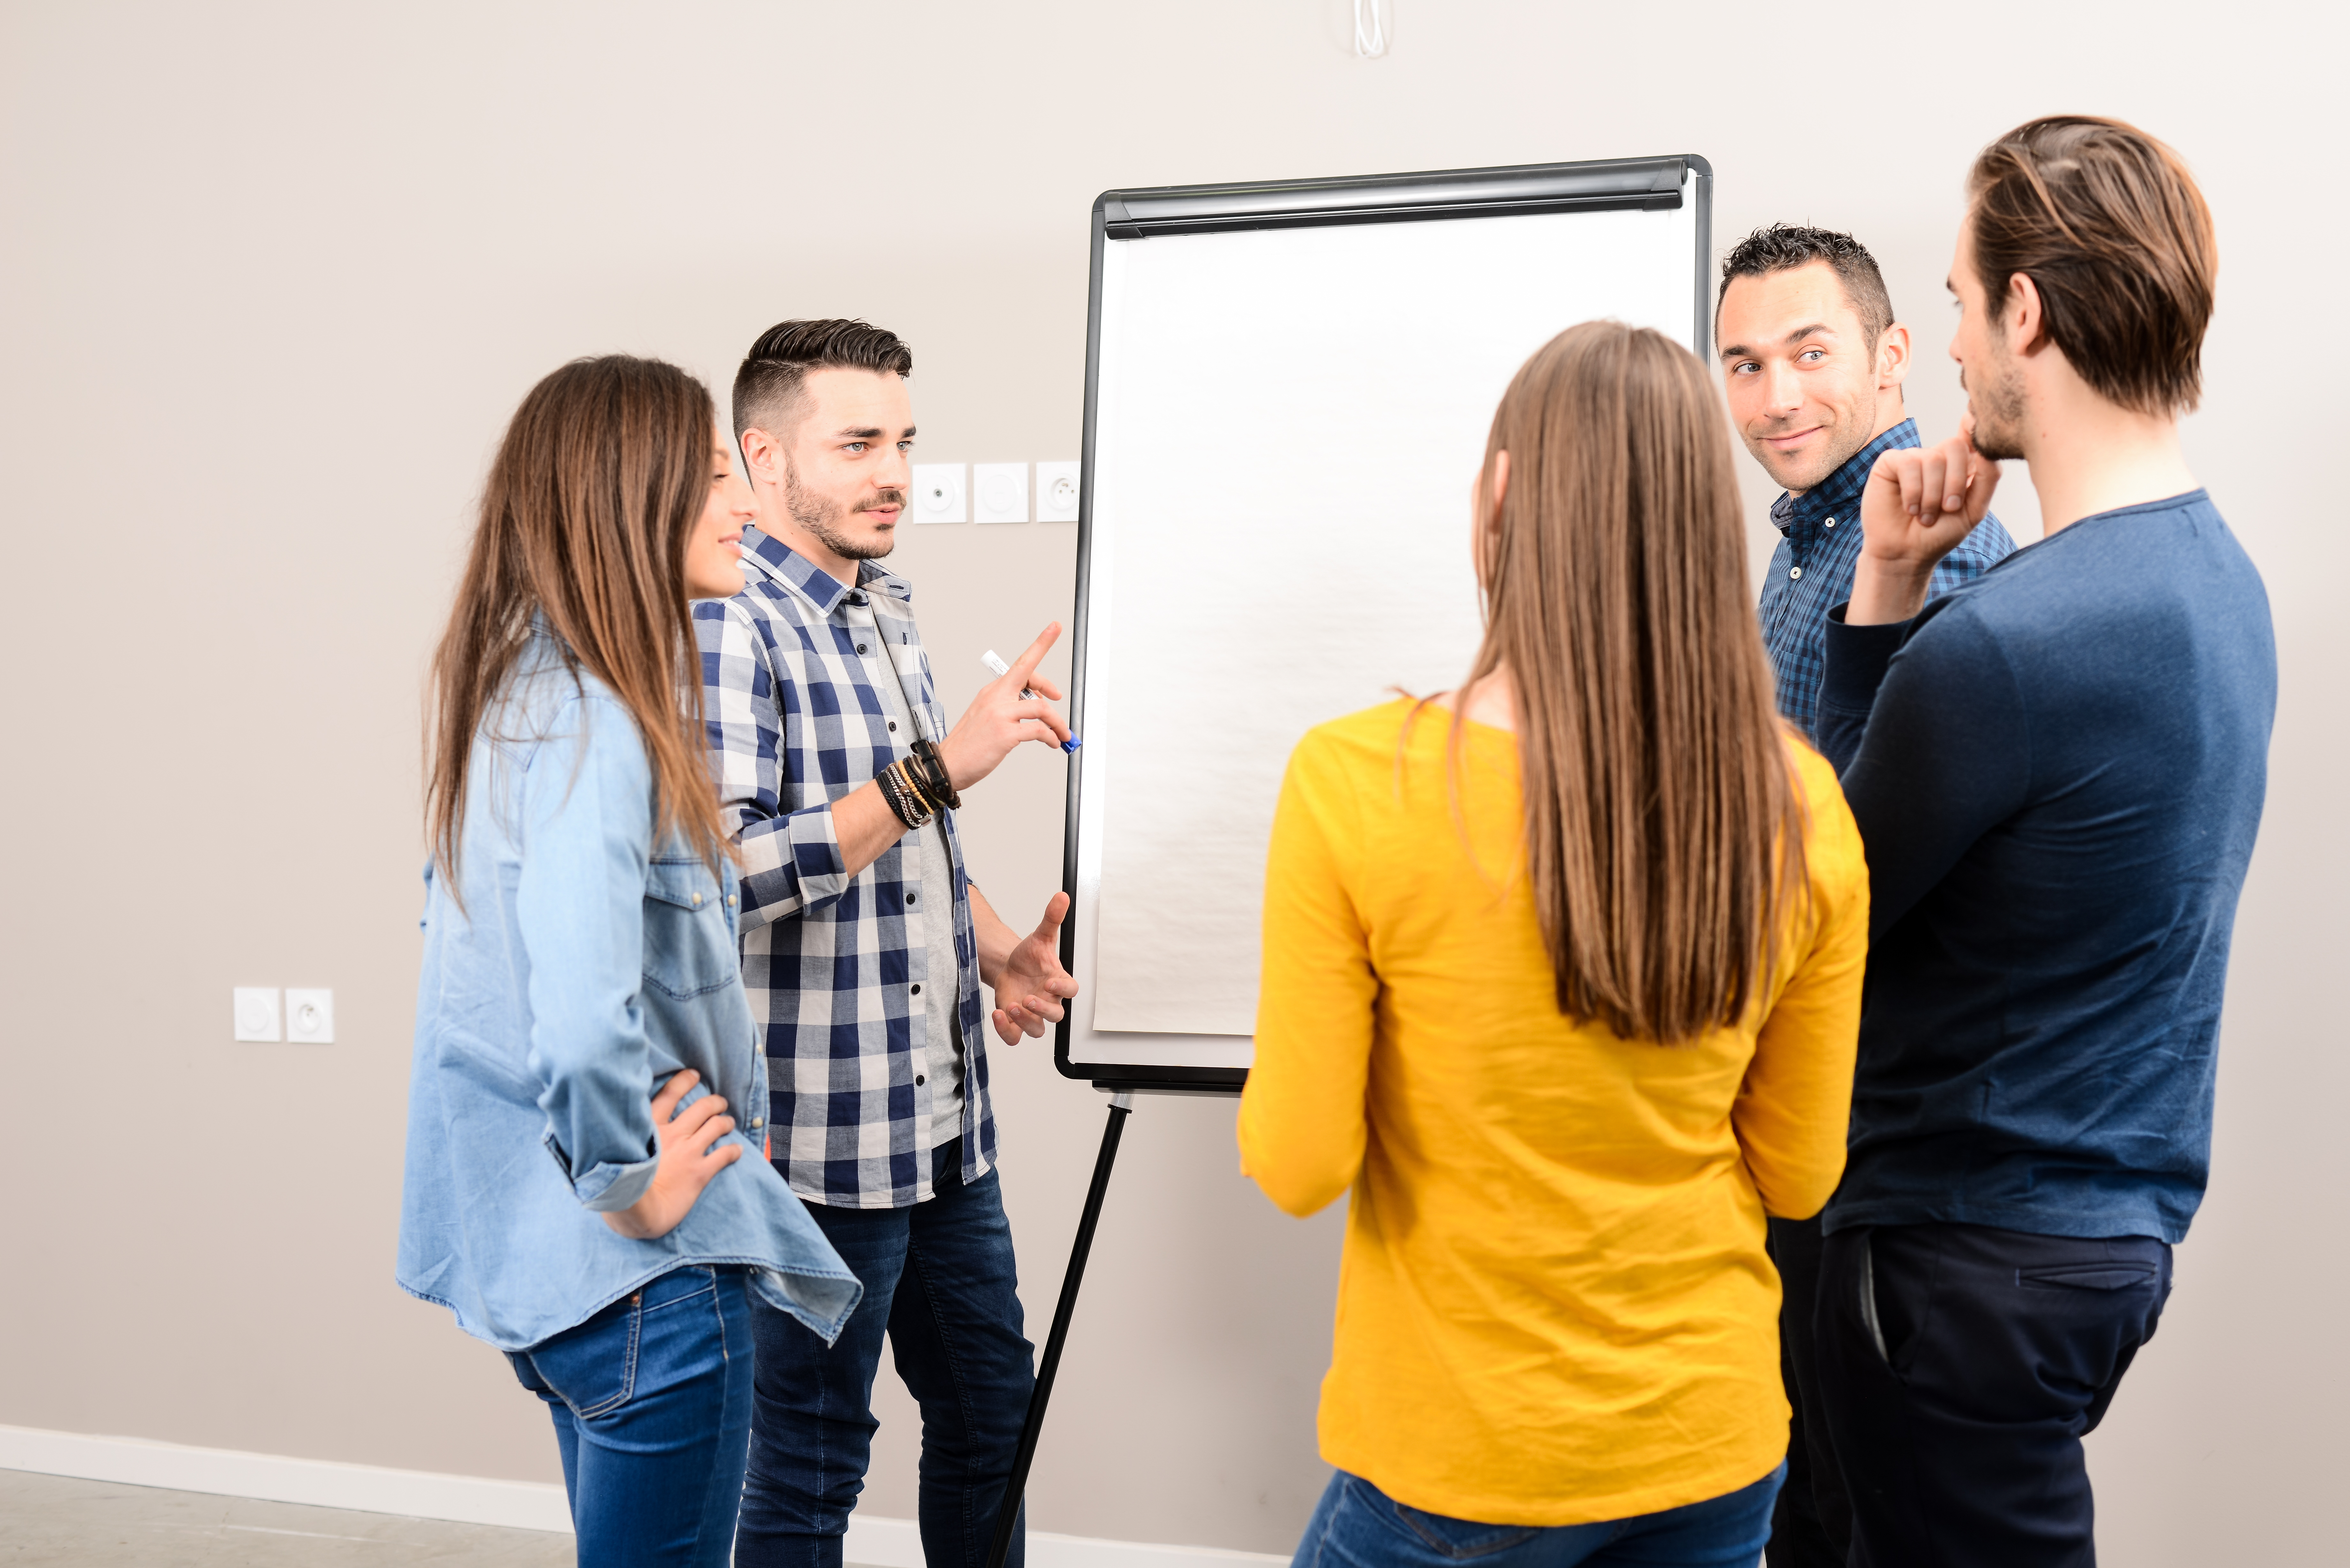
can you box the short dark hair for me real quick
[732,319,914,442]
[1967,116,2215,415]
[1715,224,1895,348]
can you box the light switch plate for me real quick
[285,988,335,1044]
[233,987,282,1042]
[911,464,966,524]
[972,463,1028,525]
[1035,461,1080,522]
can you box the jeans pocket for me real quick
[1859,1233,1891,1365]
[528,1291,645,1421]
[2017,1262,2160,1292]
[1373,1487,1537,1560]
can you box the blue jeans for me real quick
[739,1147,1035,1568]
[1294,1467,1785,1568]
[508,1265,755,1568]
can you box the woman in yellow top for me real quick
[1239,321,1868,1568]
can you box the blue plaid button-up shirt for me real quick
[693,527,992,1209]
[1759,418,2016,737]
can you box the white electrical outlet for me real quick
[285,988,336,1044]
[233,987,282,1042]
[1035,461,1080,522]
[972,464,1028,525]
[910,464,967,524]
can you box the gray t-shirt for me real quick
[847,599,966,1133]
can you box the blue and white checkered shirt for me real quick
[693,527,993,1209]
[1759,418,2017,737]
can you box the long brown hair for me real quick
[1460,321,1805,1043]
[426,355,731,890]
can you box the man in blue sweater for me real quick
[1813,117,2275,1567]
[1715,222,2017,1568]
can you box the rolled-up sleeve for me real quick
[1238,735,1379,1218]
[695,599,850,929]
[514,695,662,1213]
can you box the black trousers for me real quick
[1816,1222,2172,1568]
[1764,1215,1850,1568]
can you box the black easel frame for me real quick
[983,1090,1137,1568]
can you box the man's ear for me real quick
[738,426,785,486]
[1876,321,1913,394]
[2008,273,2051,357]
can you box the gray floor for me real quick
[0,1470,576,1566]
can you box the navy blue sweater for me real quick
[1816,492,2274,1243]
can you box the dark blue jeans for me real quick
[1293,1467,1784,1568]
[1815,1222,2173,1568]
[739,1147,1035,1568]
[508,1265,755,1568]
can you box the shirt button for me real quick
[857,643,869,653]
[751,1117,764,1129]
[1824,516,1837,528]
[691,892,703,906]
[727,895,737,907]
[888,721,898,731]
[1789,567,1803,581]
[911,983,922,995]
[916,1074,927,1086]
[906,893,917,905]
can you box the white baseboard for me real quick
[839,1513,1287,1568]
[0,1424,1287,1568]
[0,1422,573,1533]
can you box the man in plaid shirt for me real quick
[1713,226,2014,1568]
[1720,225,2017,742]
[695,319,1078,1568]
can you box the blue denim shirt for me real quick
[398,638,863,1352]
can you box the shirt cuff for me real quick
[565,1148,661,1213]
[1819,604,1912,719]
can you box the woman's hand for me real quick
[936,623,1073,790]
[601,1070,743,1240]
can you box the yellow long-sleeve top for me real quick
[1238,699,1868,1527]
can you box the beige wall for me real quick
[2,2,2340,1560]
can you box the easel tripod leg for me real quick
[983,1092,1134,1568]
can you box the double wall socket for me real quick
[232,987,335,1043]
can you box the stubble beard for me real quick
[785,462,903,562]
[1751,397,1873,494]
[1966,335,2030,463]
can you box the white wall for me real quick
[0,3,2340,1561]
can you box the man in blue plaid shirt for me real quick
[1720,225,2017,742]
[696,319,1078,1568]
[1713,226,2015,1568]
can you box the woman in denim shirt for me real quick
[400,356,861,1567]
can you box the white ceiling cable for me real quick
[1353,0,1390,58]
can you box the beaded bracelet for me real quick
[878,759,931,829]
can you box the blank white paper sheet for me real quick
[1071,188,1700,1067]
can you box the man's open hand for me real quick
[989,891,1079,1044]
[1850,429,2001,625]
